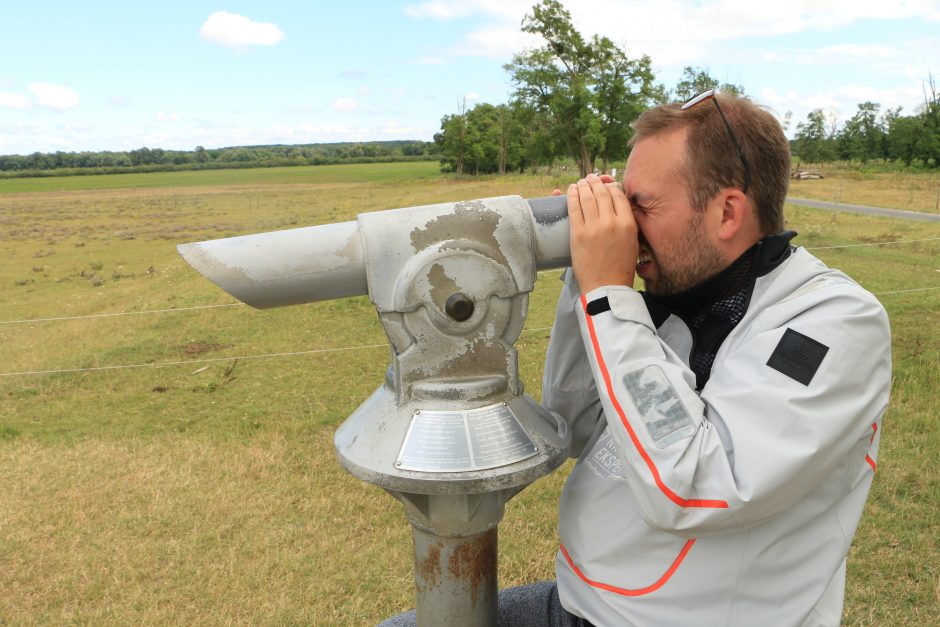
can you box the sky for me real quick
[1,0,939,156]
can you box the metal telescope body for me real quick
[178,194,574,626]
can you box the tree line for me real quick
[434,0,940,176]
[0,141,436,178]
[792,76,940,167]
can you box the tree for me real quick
[594,42,657,173]
[436,99,480,176]
[673,66,745,102]
[793,109,836,163]
[918,73,940,166]
[505,0,658,177]
[435,102,531,175]
[837,102,883,162]
[884,110,919,167]
[494,104,524,174]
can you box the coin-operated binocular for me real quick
[178,195,573,626]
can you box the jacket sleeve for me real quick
[571,280,890,536]
[541,270,604,458]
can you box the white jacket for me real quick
[542,246,890,626]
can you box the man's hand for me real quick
[567,174,638,295]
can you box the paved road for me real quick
[787,197,940,223]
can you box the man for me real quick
[381,91,890,626]
[539,91,890,625]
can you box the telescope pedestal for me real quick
[177,194,576,626]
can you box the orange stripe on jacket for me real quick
[580,294,729,509]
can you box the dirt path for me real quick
[787,197,940,223]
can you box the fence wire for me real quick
[2,281,938,378]
[3,237,939,326]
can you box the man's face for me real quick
[623,129,728,296]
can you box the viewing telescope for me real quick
[178,195,573,308]
[179,194,574,626]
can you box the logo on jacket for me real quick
[586,431,628,482]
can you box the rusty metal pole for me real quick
[412,528,498,625]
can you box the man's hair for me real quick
[629,94,790,234]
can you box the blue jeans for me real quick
[377,581,591,627]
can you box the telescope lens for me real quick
[445,293,475,322]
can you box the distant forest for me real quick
[0,140,437,178]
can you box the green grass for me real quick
[0,160,442,194]
[1,163,938,625]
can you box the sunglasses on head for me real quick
[681,89,751,194]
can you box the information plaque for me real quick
[396,403,538,473]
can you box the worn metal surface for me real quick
[356,195,536,405]
[177,220,366,308]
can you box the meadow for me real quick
[789,163,940,215]
[1,161,938,625]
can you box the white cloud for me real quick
[404,0,940,68]
[789,83,923,123]
[797,93,842,112]
[156,112,181,121]
[29,83,79,111]
[62,121,92,132]
[761,88,782,104]
[200,11,285,49]
[414,56,448,65]
[761,43,901,67]
[0,115,437,154]
[299,123,357,135]
[454,26,540,59]
[835,84,924,110]
[0,91,31,110]
[379,121,431,136]
[819,43,896,60]
[333,97,359,112]
[404,0,530,22]
[108,95,131,107]
[404,1,475,20]
[464,92,480,101]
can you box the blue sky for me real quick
[2,0,939,155]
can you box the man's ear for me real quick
[715,188,752,242]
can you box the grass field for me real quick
[789,164,940,215]
[1,162,938,625]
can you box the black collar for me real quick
[642,230,797,327]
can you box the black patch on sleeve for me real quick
[767,328,829,385]
[585,297,611,316]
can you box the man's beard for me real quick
[645,212,729,297]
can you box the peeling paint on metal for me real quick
[409,201,509,268]
[427,263,461,312]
